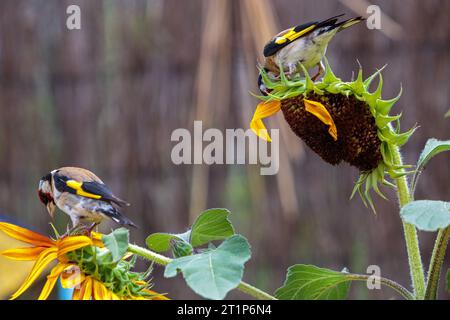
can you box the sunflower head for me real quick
[0,223,166,300]
[66,245,158,299]
[251,59,416,211]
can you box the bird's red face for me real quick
[38,174,56,218]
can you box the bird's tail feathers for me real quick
[337,16,365,31]
[101,208,137,228]
[317,13,346,28]
[111,195,130,207]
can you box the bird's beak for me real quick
[46,202,56,219]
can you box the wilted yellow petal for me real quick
[57,236,93,258]
[304,99,338,141]
[0,222,54,247]
[250,100,281,142]
[2,246,47,261]
[10,247,58,300]
[79,277,93,300]
[251,119,272,142]
[60,266,85,289]
[72,288,81,300]
[92,279,109,300]
[38,263,69,300]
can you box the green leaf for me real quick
[102,228,129,263]
[190,208,235,247]
[411,139,450,195]
[146,230,191,253]
[447,269,450,292]
[445,109,450,118]
[164,235,251,300]
[95,247,114,265]
[401,200,450,231]
[275,264,351,300]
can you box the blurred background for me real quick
[0,0,449,299]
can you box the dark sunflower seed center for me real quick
[281,93,382,171]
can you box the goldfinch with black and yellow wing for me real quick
[38,167,136,231]
[259,14,364,94]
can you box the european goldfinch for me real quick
[259,14,364,94]
[38,167,136,231]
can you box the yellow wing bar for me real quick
[66,180,102,200]
[275,24,316,44]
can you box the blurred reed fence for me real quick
[0,0,449,299]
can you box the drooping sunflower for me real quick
[59,264,166,300]
[0,222,167,300]
[65,244,168,300]
[251,59,416,210]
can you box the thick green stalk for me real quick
[128,243,172,266]
[425,226,450,299]
[127,243,277,300]
[236,282,278,300]
[391,146,426,299]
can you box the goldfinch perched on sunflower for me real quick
[251,15,416,211]
[38,167,136,232]
[259,14,364,94]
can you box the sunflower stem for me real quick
[347,274,414,300]
[391,146,426,299]
[424,226,450,299]
[128,243,172,266]
[127,243,277,300]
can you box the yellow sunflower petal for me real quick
[10,247,58,300]
[142,289,170,300]
[251,119,272,142]
[250,100,281,142]
[60,266,85,289]
[304,99,338,141]
[0,222,54,247]
[57,235,93,258]
[110,292,121,300]
[2,246,47,261]
[38,263,70,300]
[92,279,109,300]
[91,232,104,247]
[78,277,93,300]
[72,288,81,300]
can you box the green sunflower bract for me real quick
[251,58,416,211]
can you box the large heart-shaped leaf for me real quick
[146,230,191,253]
[164,235,251,300]
[401,200,450,231]
[275,264,351,300]
[411,139,450,195]
[190,208,235,247]
[102,228,129,262]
